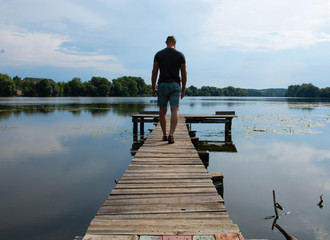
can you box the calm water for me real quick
[0,97,329,240]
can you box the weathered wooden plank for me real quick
[215,233,245,240]
[120,173,212,180]
[83,235,138,240]
[117,178,213,184]
[131,161,203,165]
[114,184,214,190]
[127,165,205,169]
[110,187,217,195]
[134,153,200,158]
[136,149,197,154]
[142,141,194,146]
[97,202,225,215]
[132,157,202,162]
[115,182,213,189]
[89,219,235,226]
[94,212,229,220]
[121,171,212,177]
[183,114,237,118]
[106,192,223,200]
[86,219,240,235]
[104,195,224,205]
[125,168,207,174]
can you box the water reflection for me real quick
[209,137,330,240]
[317,194,324,209]
[267,190,298,240]
[0,97,329,240]
[0,109,133,240]
[198,141,237,152]
[0,103,148,119]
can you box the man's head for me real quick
[166,35,176,48]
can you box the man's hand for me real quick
[151,62,159,97]
[152,88,158,97]
[180,63,187,100]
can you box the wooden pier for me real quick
[83,113,243,240]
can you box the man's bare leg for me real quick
[169,105,179,137]
[159,106,168,138]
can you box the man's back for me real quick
[154,47,185,84]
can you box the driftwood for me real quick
[272,190,298,240]
[274,224,298,240]
[317,194,323,209]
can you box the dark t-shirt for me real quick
[154,47,186,84]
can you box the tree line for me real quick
[285,83,330,98]
[0,74,151,97]
[0,73,329,98]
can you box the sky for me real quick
[1,0,330,89]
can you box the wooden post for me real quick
[191,137,199,149]
[133,117,138,142]
[225,117,232,136]
[198,150,209,168]
[210,172,224,198]
[140,117,144,140]
[225,127,232,142]
[189,130,196,137]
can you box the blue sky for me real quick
[1,0,330,89]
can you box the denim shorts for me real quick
[157,82,181,107]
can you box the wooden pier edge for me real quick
[82,114,245,240]
[82,233,245,240]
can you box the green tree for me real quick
[185,88,193,96]
[134,77,150,95]
[85,82,97,96]
[110,76,147,96]
[50,81,60,96]
[13,76,23,90]
[89,77,111,96]
[0,73,16,96]
[126,79,138,96]
[296,83,319,97]
[111,79,124,96]
[57,82,66,96]
[22,81,37,96]
[199,86,211,96]
[223,86,236,96]
[285,85,300,97]
[319,87,330,98]
[187,85,198,96]
[68,77,86,96]
[35,79,53,97]
[116,76,137,96]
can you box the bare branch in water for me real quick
[317,194,323,209]
[274,224,298,240]
[272,190,298,239]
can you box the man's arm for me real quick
[180,63,187,99]
[151,62,158,97]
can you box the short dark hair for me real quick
[166,35,176,44]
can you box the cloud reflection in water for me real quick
[209,138,330,239]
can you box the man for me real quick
[151,35,187,144]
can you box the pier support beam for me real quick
[210,172,224,198]
[198,150,209,168]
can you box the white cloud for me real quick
[0,0,108,30]
[1,0,330,87]
[0,25,124,71]
[0,115,128,163]
[200,0,330,50]
[0,0,125,72]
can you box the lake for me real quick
[0,97,329,240]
